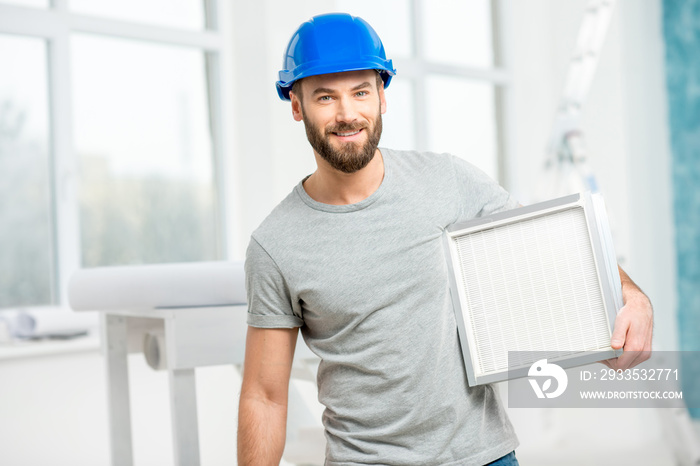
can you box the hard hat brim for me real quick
[276,59,395,101]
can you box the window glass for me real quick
[425,75,498,180]
[421,0,494,68]
[68,0,205,30]
[0,0,47,8]
[0,34,53,307]
[71,34,219,267]
[379,78,415,151]
[334,0,413,58]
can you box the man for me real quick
[238,13,653,466]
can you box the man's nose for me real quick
[335,96,359,123]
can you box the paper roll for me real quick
[12,308,98,338]
[143,330,167,371]
[68,261,246,311]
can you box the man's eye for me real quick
[356,91,368,97]
[319,95,332,101]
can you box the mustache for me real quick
[325,122,366,135]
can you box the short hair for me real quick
[290,71,384,102]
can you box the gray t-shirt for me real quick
[245,148,520,465]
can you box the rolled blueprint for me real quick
[68,261,246,311]
[12,307,98,338]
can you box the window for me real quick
[0,1,232,308]
[1,1,505,310]
[0,34,53,307]
[72,35,219,267]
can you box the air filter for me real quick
[443,192,623,386]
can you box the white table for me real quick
[99,305,319,466]
[68,262,321,465]
[100,305,248,466]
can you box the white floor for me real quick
[507,403,685,465]
[0,343,696,465]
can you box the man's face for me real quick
[290,70,387,174]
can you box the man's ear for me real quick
[379,82,387,115]
[290,91,304,122]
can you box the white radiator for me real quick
[443,192,623,386]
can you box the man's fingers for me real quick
[601,313,628,370]
[601,282,654,370]
[602,317,652,370]
[610,312,630,350]
[618,315,653,369]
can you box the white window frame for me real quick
[400,0,514,187]
[0,0,236,309]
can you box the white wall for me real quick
[0,1,682,465]
[505,0,680,463]
[229,1,329,258]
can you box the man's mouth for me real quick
[330,127,365,140]
[334,129,361,137]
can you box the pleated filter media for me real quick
[443,192,623,385]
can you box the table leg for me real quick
[168,368,200,466]
[102,314,134,466]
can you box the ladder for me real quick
[537,0,616,200]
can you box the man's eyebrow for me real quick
[311,87,336,96]
[352,81,371,91]
[311,82,372,96]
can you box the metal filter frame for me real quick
[443,192,623,386]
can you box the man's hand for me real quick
[602,266,653,371]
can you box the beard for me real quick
[302,105,383,174]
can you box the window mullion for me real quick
[398,57,510,84]
[0,4,60,38]
[204,0,239,260]
[412,0,428,152]
[47,17,80,307]
[205,51,228,260]
[67,15,222,50]
[493,0,515,189]
[203,0,219,31]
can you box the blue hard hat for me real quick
[276,13,396,101]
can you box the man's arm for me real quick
[238,326,298,465]
[603,265,654,370]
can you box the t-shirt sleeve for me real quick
[245,237,304,329]
[449,154,520,220]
